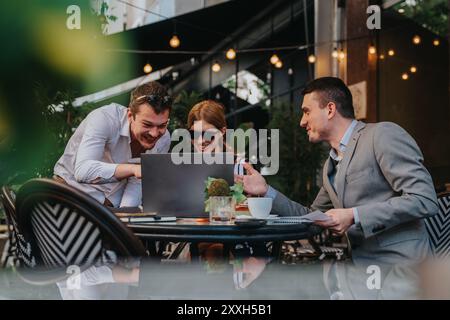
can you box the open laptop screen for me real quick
[141,153,234,217]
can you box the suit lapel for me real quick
[335,121,366,206]
[322,158,340,208]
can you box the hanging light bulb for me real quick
[169,34,181,48]
[143,63,152,74]
[288,68,293,75]
[388,49,395,56]
[379,54,385,60]
[211,61,221,73]
[226,48,236,60]
[410,66,417,73]
[368,45,377,55]
[338,50,346,61]
[412,35,421,45]
[308,54,316,64]
[401,73,409,80]
[433,39,440,46]
[270,54,280,65]
[275,60,283,69]
[332,48,339,58]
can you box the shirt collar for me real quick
[329,120,358,161]
[120,107,131,140]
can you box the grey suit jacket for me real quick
[271,121,438,265]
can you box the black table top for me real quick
[127,218,322,243]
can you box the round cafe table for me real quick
[128,218,321,242]
[126,218,322,260]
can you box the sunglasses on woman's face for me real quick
[189,129,220,142]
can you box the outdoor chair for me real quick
[15,178,146,285]
[426,191,450,258]
[1,186,17,267]
[1,186,37,268]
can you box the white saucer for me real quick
[235,214,278,220]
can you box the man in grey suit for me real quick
[237,77,438,298]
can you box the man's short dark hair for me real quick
[129,81,172,116]
[301,77,355,119]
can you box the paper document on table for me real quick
[301,210,331,222]
[121,216,177,223]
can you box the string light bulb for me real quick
[308,54,316,64]
[143,63,152,74]
[388,49,395,56]
[211,61,221,73]
[410,66,417,73]
[275,60,283,69]
[226,48,236,60]
[270,54,280,65]
[169,34,180,48]
[379,54,385,60]
[338,50,346,61]
[412,35,421,45]
[433,39,440,46]
[332,48,339,58]
[368,45,377,55]
[402,73,409,80]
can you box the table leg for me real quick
[222,243,231,260]
[271,241,282,262]
[190,242,200,262]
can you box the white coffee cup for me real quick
[247,197,273,219]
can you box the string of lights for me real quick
[110,2,443,81]
[108,33,441,78]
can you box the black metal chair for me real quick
[426,191,450,258]
[15,178,146,284]
[1,186,36,268]
[1,186,17,267]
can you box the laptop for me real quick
[141,153,235,217]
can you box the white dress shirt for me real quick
[54,103,171,207]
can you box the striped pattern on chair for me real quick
[30,201,102,268]
[15,179,146,283]
[426,192,450,258]
[1,187,36,268]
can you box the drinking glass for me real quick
[209,196,235,224]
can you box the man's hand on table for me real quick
[314,208,355,236]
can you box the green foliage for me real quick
[34,85,97,180]
[265,102,326,206]
[93,0,119,34]
[168,90,204,132]
[35,85,98,179]
[395,0,448,37]
[207,178,230,196]
[1,85,98,186]
[204,177,246,211]
[230,182,246,205]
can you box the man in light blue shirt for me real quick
[54,81,172,207]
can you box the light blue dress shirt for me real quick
[265,120,360,225]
